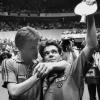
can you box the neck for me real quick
[20,52,33,65]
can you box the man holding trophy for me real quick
[34,0,98,100]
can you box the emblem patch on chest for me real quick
[18,75,27,79]
[55,75,67,83]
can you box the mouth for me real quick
[48,59,57,62]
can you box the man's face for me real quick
[44,45,61,62]
[21,40,38,62]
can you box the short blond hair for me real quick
[15,26,40,50]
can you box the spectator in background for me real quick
[85,40,100,100]
[12,47,19,58]
[61,38,77,64]
[0,44,12,64]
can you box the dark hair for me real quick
[15,26,40,50]
[0,51,12,64]
[61,39,71,52]
[39,40,62,58]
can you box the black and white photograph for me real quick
[0,0,100,100]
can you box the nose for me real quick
[49,52,54,58]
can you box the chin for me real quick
[48,59,57,62]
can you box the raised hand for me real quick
[85,0,96,5]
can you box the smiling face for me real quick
[43,45,61,62]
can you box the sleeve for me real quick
[71,47,94,88]
[2,59,17,88]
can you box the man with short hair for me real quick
[34,15,98,100]
[2,26,42,100]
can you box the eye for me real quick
[51,50,57,54]
[45,51,49,55]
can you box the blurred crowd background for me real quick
[0,0,100,67]
[0,1,100,100]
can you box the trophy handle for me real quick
[80,15,86,23]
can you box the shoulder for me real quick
[2,58,18,71]
[6,58,15,66]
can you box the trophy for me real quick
[74,0,97,23]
